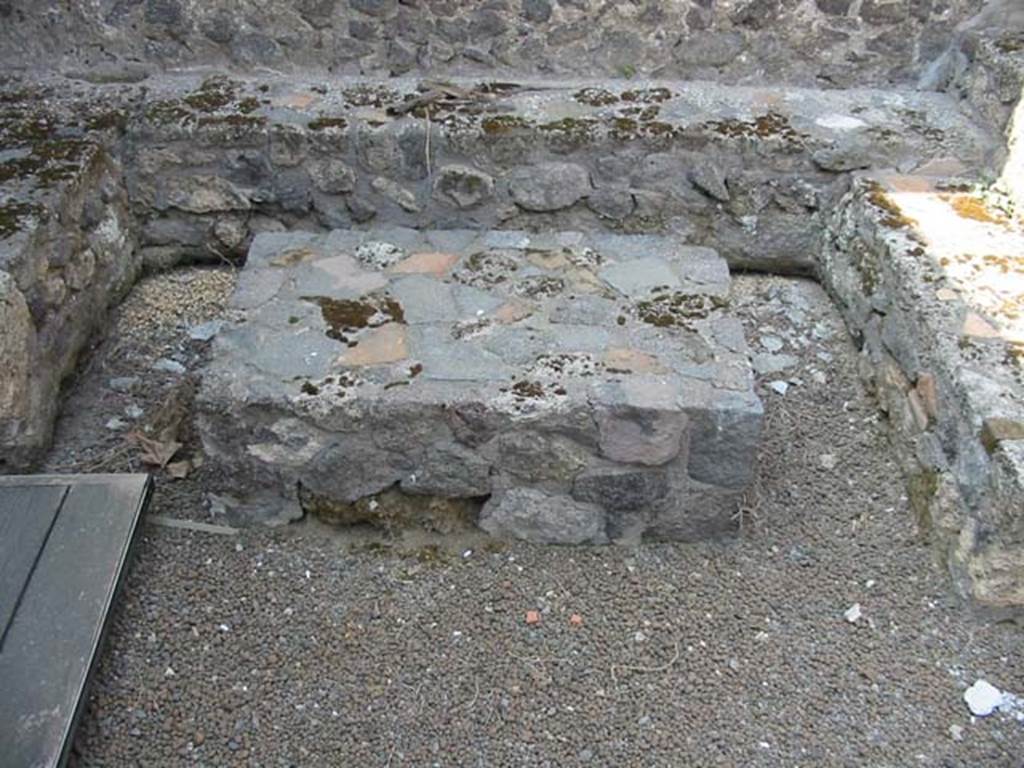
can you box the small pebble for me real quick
[153,358,187,375]
[753,352,799,376]
[188,319,224,341]
[108,376,139,393]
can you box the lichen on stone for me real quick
[343,84,401,107]
[634,289,728,328]
[0,201,44,238]
[943,193,1013,228]
[480,115,531,135]
[538,117,598,148]
[864,181,917,230]
[453,249,519,287]
[183,75,242,112]
[510,379,546,399]
[302,294,406,345]
[620,87,673,103]
[196,114,268,130]
[573,87,619,106]
[704,112,806,143]
[0,138,93,188]
[145,99,194,126]
[307,115,348,131]
[513,274,565,298]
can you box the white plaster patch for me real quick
[815,114,868,131]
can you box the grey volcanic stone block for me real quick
[479,488,606,545]
[197,227,762,539]
[507,162,590,212]
[433,164,495,209]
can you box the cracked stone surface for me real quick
[198,228,761,541]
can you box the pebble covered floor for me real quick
[57,269,1024,767]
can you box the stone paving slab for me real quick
[198,228,761,542]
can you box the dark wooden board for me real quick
[0,485,67,646]
[0,474,151,768]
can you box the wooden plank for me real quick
[0,474,151,768]
[0,485,68,646]
[0,474,144,487]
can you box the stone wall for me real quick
[821,176,1024,614]
[0,0,985,88]
[0,144,138,467]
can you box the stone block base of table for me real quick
[198,228,762,543]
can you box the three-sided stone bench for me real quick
[0,73,999,467]
[198,228,761,543]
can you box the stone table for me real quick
[198,227,762,543]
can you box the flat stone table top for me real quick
[199,228,762,542]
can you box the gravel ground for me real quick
[51,268,1023,766]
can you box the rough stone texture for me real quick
[820,174,1024,614]
[197,228,761,541]
[1001,98,1024,212]
[0,100,139,466]
[0,72,994,279]
[479,488,607,545]
[0,4,1020,610]
[0,0,988,89]
[507,162,590,212]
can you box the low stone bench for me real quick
[198,228,761,542]
[0,92,138,467]
[127,72,998,276]
[822,173,1024,610]
[0,72,998,466]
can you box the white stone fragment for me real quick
[768,380,789,395]
[843,603,862,623]
[964,680,1003,717]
